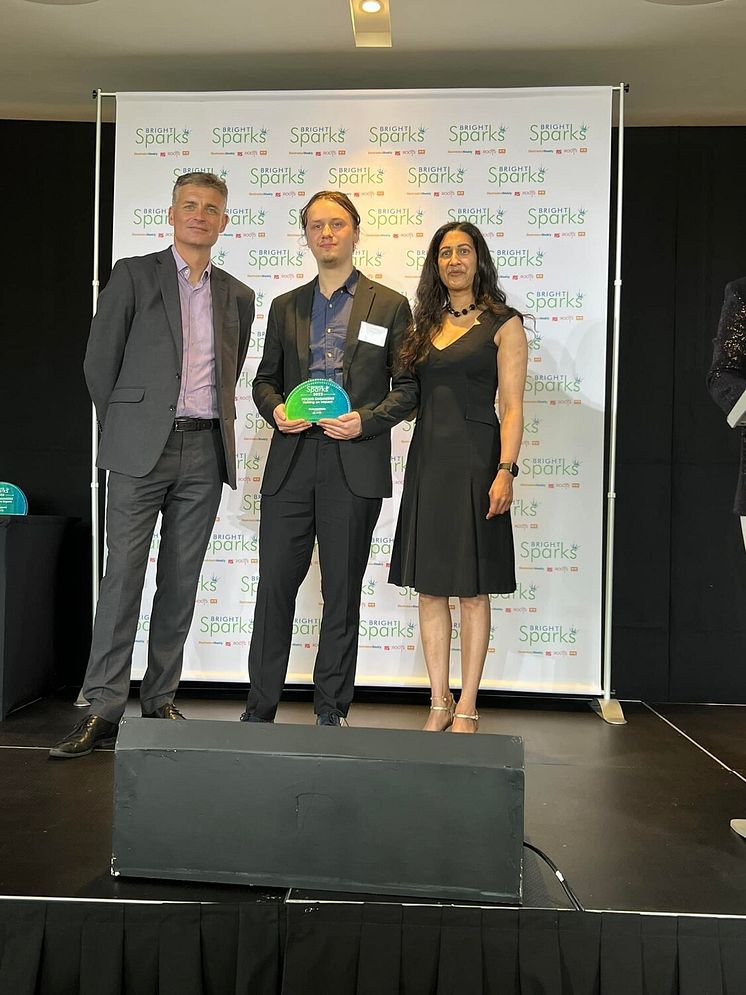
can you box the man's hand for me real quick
[487,472,513,518]
[318,411,363,441]
[273,403,311,434]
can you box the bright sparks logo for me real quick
[134,126,190,149]
[212,126,268,147]
[448,123,507,146]
[525,373,583,395]
[525,290,585,313]
[328,166,385,186]
[519,623,578,647]
[249,166,306,188]
[407,165,465,187]
[529,122,588,145]
[493,248,544,271]
[225,207,266,228]
[447,207,504,227]
[520,457,582,479]
[527,207,587,228]
[368,125,426,146]
[247,248,305,270]
[289,125,346,148]
[366,207,424,230]
[488,164,546,187]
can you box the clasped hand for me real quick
[273,404,362,440]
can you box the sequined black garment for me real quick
[706,278,746,514]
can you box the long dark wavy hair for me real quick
[398,222,521,372]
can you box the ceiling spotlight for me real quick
[349,0,391,46]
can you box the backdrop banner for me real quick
[112,87,612,694]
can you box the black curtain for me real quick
[612,128,746,701]
[1,901,745,994]
[0,121,115,687]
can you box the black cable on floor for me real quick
[523,841,585,912]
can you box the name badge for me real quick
[358,321,388,347]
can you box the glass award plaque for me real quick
[0,483,28,516]
[285,379,352,423]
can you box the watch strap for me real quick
[497,461,519,477]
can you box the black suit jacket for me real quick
[707,276,746,514]
[254,273,417,499]
[84,247,254,489]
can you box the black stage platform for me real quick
[1,694,746,992]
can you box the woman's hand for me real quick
[487,471,513,518]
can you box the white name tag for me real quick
[358,321,388,347]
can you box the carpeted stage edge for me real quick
[1,900,745,993]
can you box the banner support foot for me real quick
[590,697,626,725]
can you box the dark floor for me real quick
[1,693,746,915]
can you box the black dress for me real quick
[389,310,517,597]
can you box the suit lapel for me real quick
[156,248,183,363]
[343,275,375,384]
[211,267,228,392]
[295,280,315,382]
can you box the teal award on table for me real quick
[0,483,28,515]
[285,379,352,423]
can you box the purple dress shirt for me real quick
[172,245,218,419]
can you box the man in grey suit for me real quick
[50,172,254,758]
[240,190,417,726]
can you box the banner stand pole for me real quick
[591,82,628,726]
[76,87,115,709]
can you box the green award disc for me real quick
[285,379,352,423]
[0,483,28,516]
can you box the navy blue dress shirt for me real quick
[308,270,359,386]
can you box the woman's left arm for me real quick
[487,316,528,518]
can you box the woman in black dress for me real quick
[389,222,527,732]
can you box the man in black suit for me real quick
[50,172,254,758]
[242,190,417,725]
[707,277,746,837]
[707,277,746,539]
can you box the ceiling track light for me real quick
[644,0,726,5]
[24,0,99,5]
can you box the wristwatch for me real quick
[497,462,519,477]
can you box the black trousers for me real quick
[246,435,382,720]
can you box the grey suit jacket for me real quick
[707,276,746,515]
[253,273,417,499]
[84,247,254,489]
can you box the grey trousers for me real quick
[82,428,224,723]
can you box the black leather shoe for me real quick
[239,711,273,722]
[49,715,119,759]
[142,703,185,720]
[316,713,347,727]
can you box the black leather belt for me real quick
[173,417,220,432]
